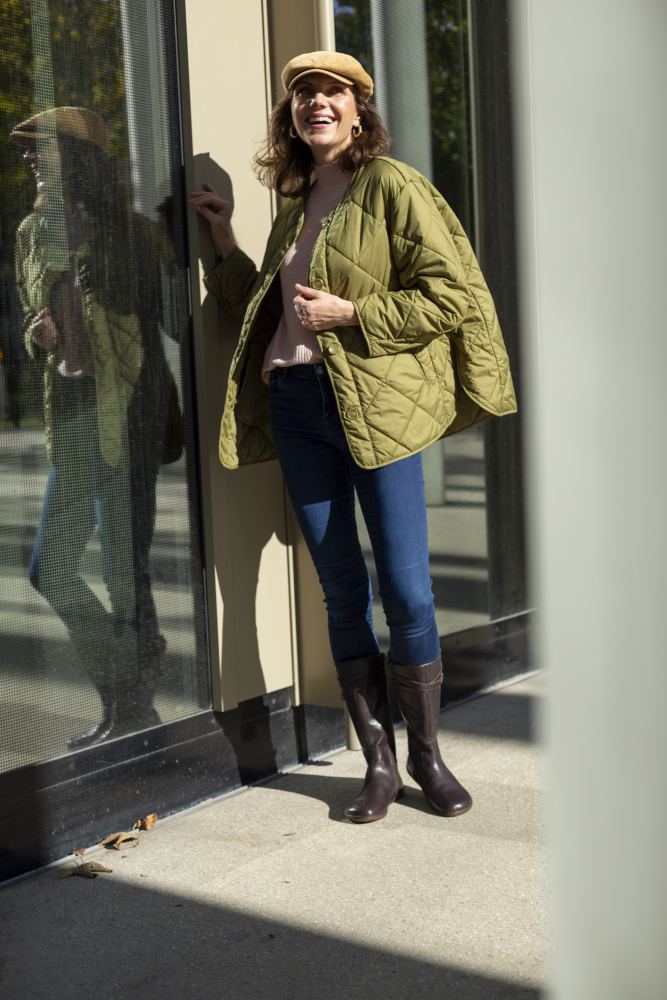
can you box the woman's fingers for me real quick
[190,189,232,215]
[294,283,320,299]
[190,194,225,212]
[191,202,219,223]
[293,289,356,330]
[191,182,218,198]
[190,191,236,256]
[30,310,59,348]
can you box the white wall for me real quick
[512,1,667,996]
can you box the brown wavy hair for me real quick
[254,90,391,199]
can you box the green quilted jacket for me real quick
[16,207,181,470]
[205,155,516,470]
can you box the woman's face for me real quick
[22,137,62,189]
[290,72,360,165]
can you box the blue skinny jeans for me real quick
[268,364,440,666]
[28,376,160,674]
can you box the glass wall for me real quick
[0,0,209,771]
[335,0,491,638]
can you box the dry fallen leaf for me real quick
[132,812,158,831]
[99,831,140,850]
[59,861,113,879]
[72,847,86,857]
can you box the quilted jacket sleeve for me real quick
[15,215,53,363]
[203,246,260,324]
[15,220,36,358]
[353,178,470,357]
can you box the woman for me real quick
[12,107,180,749]
[192,52,516,822]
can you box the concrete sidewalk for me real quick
[0,673,547,1000]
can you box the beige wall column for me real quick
[181,1,296,710]
[265,0,343,713]
[183,0,347,717]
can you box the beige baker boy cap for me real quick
[281,51,374,101]
[10,106,108,153]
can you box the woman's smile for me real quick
[305,114,336,130]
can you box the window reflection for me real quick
[337,0,491,637]
[12,106,184,751]
[0,1,207,770]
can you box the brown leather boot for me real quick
[336,654,404,823]
[67,678,118,750]
[389,656,472,817]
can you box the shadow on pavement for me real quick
[443,688,539,744]
[0,874,540,1000]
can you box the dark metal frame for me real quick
[468,0,528,620]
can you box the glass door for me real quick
[335,0,491,640]
[0,0,209,770]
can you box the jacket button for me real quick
[311,278,324,289]
[346,406,360,420]
[325,344,339,356]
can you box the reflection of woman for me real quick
[193,52,516,823]
[12,107,180,749]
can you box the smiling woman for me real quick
[251,53,390,199]
[191,49,516,826]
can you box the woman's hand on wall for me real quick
[29,308,59,350]
[293,284,358,331]
[190,184,237,259]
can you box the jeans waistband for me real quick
[268,363,326,385]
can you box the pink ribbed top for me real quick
[262,161,351,381]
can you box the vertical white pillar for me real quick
[512,1,667,997]
[120,0,171,218]
[29,0,67,266]
[315,0,336,51]
[369,0,445,504]
[369,0,433,177]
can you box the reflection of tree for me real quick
[0,1,128,294]
[425,0,472,231]
[334,0,472,229]
[334,2,375,81]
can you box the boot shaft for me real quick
[336,654,397,758]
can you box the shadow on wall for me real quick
[191,153,289,745]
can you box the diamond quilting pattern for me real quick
[208,156,516,471]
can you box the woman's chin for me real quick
[306,138,352,163]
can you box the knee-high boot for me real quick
[336,654,404,823]
[67,628,162,751]
[116,630,163,729]
[67,647,118,750]
[389,656,473,817]
[66,615,126,750]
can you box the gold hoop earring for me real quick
[351,122,363,139]
[289,125,298,139]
